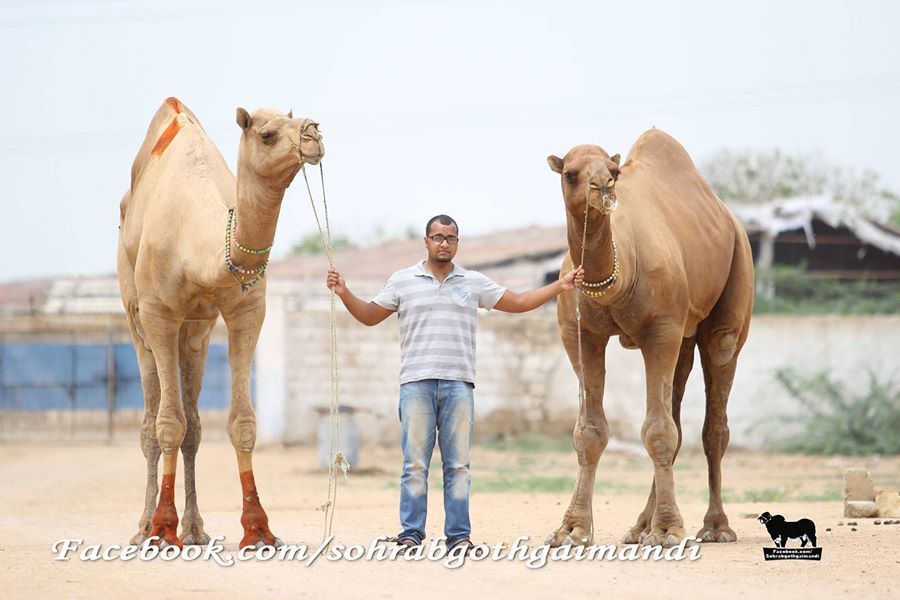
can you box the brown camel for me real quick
[117,97,324,548]
[544,129,753,548]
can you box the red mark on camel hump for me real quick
[151,97,185,156]
[165,97,183,114]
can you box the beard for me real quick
[434,254,452,263]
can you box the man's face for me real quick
[424,221,459,263]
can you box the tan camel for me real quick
[545,129,753,548]
[117,97,324,548]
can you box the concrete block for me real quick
[844,469,876,502]
[844,500,879,518]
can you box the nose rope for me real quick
[300,140,348,550]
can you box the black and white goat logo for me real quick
[758,511,817,547]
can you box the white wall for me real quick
[257,292,899,450]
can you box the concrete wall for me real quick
[259,290,900,450]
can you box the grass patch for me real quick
[475,475,576,494]
[721,486,842,503]
[795,488,842,502]
[477,433,573,454]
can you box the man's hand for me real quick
[325,267,395,326]
[559,265,584,291]
[326,267,347,295]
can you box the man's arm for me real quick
[493,266,584,313]
[326,267,395,326]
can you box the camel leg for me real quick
[140,307,186,548]
[177,320,215,546]
[125,306,163,545]
[223,299,282,549]
[546,331,609,547]
[695,224,753,544]
[622,336,694,544]
[639,326,686,548]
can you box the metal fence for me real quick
[0,333,234,441]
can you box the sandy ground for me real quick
[1,438,898,599]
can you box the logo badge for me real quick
[758,511,822,561]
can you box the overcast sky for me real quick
[1,0,898,283]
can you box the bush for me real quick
[754,266,900,315]
[764,368,900,456]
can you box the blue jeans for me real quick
[397,379,474,546]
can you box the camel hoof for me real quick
[641,534,659,547]
[159,540,170,549]
[273,537,284,548]
[182,533,211,546]
[620,531,639,544]
[664,534,680,548]
[130,533,147,546]
[697,527,736,543]
[561,536,574,547]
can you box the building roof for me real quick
[267,224,568,283]
[0,225,569,316]
[732,195,900,256]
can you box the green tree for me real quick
[289,232,355,255]
[701,149,900,224]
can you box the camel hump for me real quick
[624,128,697,173]
[129,96,205,191]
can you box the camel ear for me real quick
[546,155,564,174]
[236,107,252,130]
[287,109,293,119]
[610,153,621,166]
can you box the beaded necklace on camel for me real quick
[225,207,272,292]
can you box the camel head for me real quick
[547,145,621,218]
[235,107,324,186]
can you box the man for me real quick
[326,214,583,553]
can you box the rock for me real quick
[847,521,858,526]
[875,490,900,518]
[851,527,858,531]
[825,528,832,532]
[845,502,878,519]
[837,521,844,526]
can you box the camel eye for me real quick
[564,170,578,183]
[260,130,276,144]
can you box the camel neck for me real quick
[232,164,288,272]
[567,208,622,302]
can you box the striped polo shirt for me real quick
[372,261,507,385]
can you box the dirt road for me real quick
[1,439,897,598]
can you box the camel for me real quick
[117,97,324,548]
[544,129,753,548]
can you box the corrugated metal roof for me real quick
[732,196,900,256]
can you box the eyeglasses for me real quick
[427,235,459,245]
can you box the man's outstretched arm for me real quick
[326,267,395,326]
[493,266,584,313]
